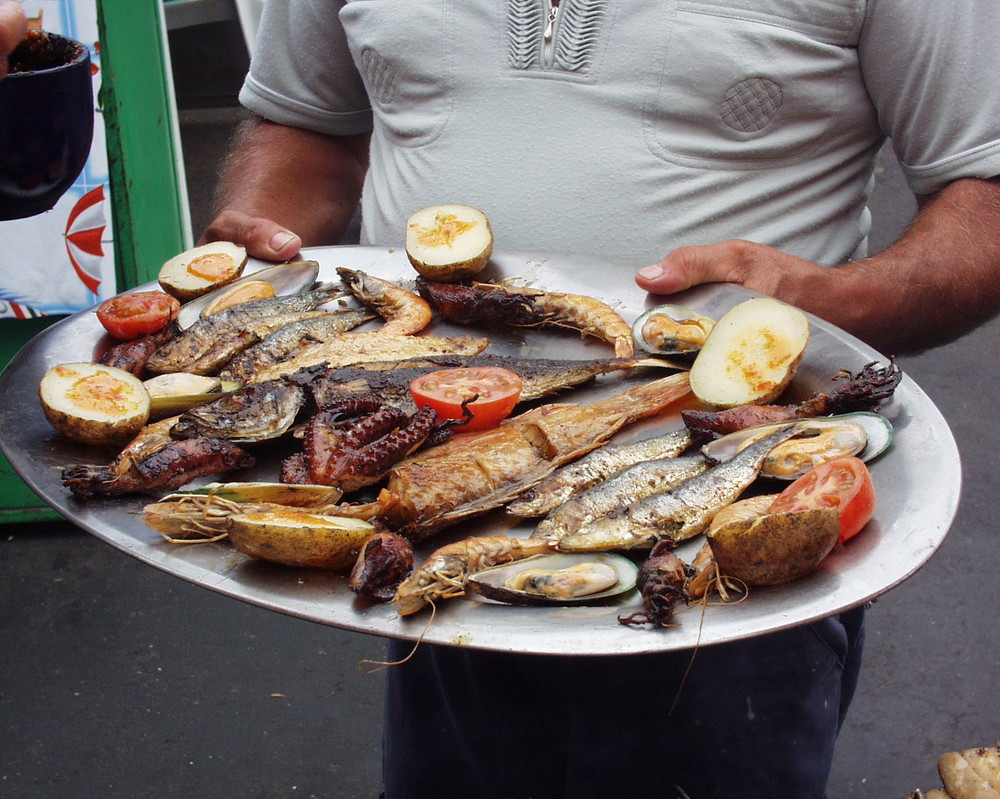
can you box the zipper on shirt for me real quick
[542,0,562,67]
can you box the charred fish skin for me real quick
[378,372,692,541]
[534,455,710,541]
[557,424,807,553]
[295,354,663,415]
[146,285,344,375]
[170,380,306,443]
[220,309,375,384]
[245,331,491,383]
[507,428,695,518]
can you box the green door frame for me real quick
[0,1,189,523]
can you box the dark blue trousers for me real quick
[382,606,865,799]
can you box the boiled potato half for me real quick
[689,297,810,408]
[707,507,839,586]
[39,362,151,446]
[158,241,248,301]
[405,204,493,281]
[227,510,375,570]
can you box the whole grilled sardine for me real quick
[533,454,710,541]
[557,424,808,552]
[170,380,307,443]
[507,427,695,517]
[296,354,672,414]
[220,309,375,384]
[145,285,345,375]
[245,331,491,383]
[376,372,691,541]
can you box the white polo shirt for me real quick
[240,0,1000,266]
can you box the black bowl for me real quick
[0,31,95,221]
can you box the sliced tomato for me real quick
[96,291,180,340]
[410,367,524,432]
[767,456,876,543]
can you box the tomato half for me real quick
[410,367,524,432]
[96,291,180,340]
[767,456,876,543]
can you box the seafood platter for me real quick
[0,243,961,656]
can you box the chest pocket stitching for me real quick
[641,8,852,170]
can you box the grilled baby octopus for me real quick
[280,395,443,493]
[681,360,903,439]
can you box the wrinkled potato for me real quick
[227,510,375,570]
[405,204,493,282]
[39,362,151,446]
[689,297,810,408]
[938,744,1000,799]
[707,507,839,586]
[708,493,781,533]
[158,241,248,301]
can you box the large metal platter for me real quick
[0,246,961,655]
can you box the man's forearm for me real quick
[208,115,370,247]
[826,177,1000,354]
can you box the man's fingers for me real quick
[199,211,302,262]
[635,243,746,295]
[0,2,28,80]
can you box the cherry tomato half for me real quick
[410,367,524,432]
[96,291,180,340]
[767,456,876,543]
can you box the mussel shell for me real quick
[631,304,715,355]
[176,260,321,329]
[466,552,639,606]
[701,412,893,479]
[146,375,240,418]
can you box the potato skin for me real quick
[689,297,810,408]
[405,204,493,282]
[707,507,839,586]
[227,511,374,570]
[158,242,248,301]
[39,362,150,447]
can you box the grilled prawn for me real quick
[393,535,555,615]
[417,278,635,358]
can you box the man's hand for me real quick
[199,210,302,262]
[636,240,828,300]
[635,178,1000,355]
[0,1,27,80]
[202,116,369,261]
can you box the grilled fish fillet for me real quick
[376,372,691,540]
[245,331,490,383]
[296,354,672,414]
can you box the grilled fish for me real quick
[296,354,672,414]
[170,380,307,443]
[220,309,375,384]
[506,427,695,517]
[533,455,710,541]
[557,424,808,552]
[245,331,491,383]
[376,372,691,541]
[145,285,345,375]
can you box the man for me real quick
[203,2,1000,796]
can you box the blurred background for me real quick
[1,7,997,799]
